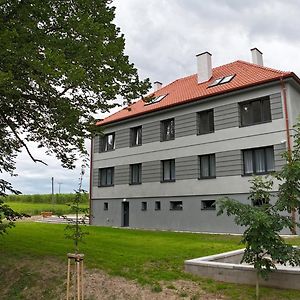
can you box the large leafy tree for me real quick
[0,0,150,228]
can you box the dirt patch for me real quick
[82,269,226,300]
[0,256,226,300]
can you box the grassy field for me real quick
[1,222,300,299]
[7,201,88,215]
[2,193,89,204]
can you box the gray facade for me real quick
[90,83,300,233]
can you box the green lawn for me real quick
[6,201,88,215]
[1,223,300,299]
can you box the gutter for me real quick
[89,138,93,225]
[280,77,296,234]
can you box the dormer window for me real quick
[208,75,235,87]
[144,94,167,105]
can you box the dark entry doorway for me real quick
[122,202,129,227]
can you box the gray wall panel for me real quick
[216,150,242,177]
[92,168,99,187]
[176,156,198,180]
[270,93,283,120]
[142,160,160,182]
[274,142,286,171]
[143,121,160,144]
[93,135,101,153]
[115,128,129,149]
[175,113,197,138]
[115,165,129,185]
[214,103,239,131]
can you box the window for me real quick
[199,154,216,178]
[144,94,167,105]
[155,201,161,211]
[99,167,114,186]
[240,97,271,126]
[198,109,214,134]
[161,118,175,141]
[170,201,183,210]
[201,200,216,210]
[162,159,175,182]
[101,133,115,152]
[208,75,235,87]
[130,163,142,184]
[243,146,275,175]
[130,126,142,146]
[141,201,147,211]
[104,202,108,210]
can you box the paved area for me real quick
[36,215,89,224]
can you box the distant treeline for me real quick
[3,193,89,204]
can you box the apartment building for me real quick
[90,48,300,233]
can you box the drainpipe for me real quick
[280,77,296,234]
[89,137,94,225]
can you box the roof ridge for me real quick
[236,60,291,75]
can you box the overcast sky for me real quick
[3,0,300,195]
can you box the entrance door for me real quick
[122,202,129,227]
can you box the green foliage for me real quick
[275,121,300,214]
[218,176,300,281]
[0,198,28,235]
[2,193,89,204]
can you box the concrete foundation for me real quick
[185,249,300,290]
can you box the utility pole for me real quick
[51,177,54,206]
[58,182,63,194]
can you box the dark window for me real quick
[240,97,271,126]
[170,201,183,210]
[198,110,214,134]
[199,154,216,178]
[101,133,115,152]
[162,159,175,182]
[155,201,161,211]
[243,146,275,175]
[130,126,142,146]
[141,201,147,211]
[99,167,114,186]
[201,200,216,210]
[130,163,142,184]
[161,118,175,141]
[104,202,108,210]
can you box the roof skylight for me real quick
[208,74,235,87]
[144,94,167,105]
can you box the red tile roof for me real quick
[97,60,297,126]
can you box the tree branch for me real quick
[0,114,48,166]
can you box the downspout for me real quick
[89,137,94,225]
[280,77,296,234]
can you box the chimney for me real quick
[153,81,162,92]
[251,48,263,66]
[196,51,212,84]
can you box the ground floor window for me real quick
[104,202,108,210]
[201,200,216,210]
[155,201,161,210]
[141,201,147,211]
[170,201,183,210]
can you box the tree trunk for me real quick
[256,270,259,300]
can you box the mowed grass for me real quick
[6,201,88,215]
[2,223,300,299]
